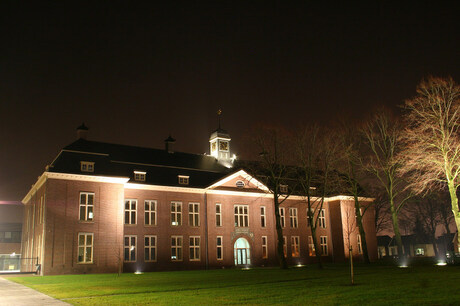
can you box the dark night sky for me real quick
[1,1,459,200]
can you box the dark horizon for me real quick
[1,1,459,201]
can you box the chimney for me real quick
[164,135,176,153]
[77,123,89,140]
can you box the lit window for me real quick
[171,201,182,226]
[144,200,157,226]
[80,161,94,173]
[124,199,137,225]
[320,236,328,256]
[291,236,300,257]
[189,236,200,261]
[318,209,326,228]
[216,204,222,227]
[79,192,94,221]
[78,233,93,263]
[124,235,136,262]
[308,236,316,256]
[171,236,183,261]
[262,236,268,259]
[234,205,249,227]
[134,171,146,182]
[144,235,157,262]
[178,175,189,185]
[289,208,298,228]
[280,184,288,193]
[279,208,285,228]
[416,247,425,256]
[216,236,223,260]
[260,206,266,227]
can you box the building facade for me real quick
[0,201,23,272]
[21,126,377,275]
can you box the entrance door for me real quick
[234,237,251,266]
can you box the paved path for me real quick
[0,276,69,306]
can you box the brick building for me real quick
[0,201,23,272]
[21,125,377,275]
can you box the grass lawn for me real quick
[7,262,460,305]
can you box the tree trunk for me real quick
[447,181,460,254]
[432,237,439,258]
[274,196,288,269]
[389,198,404,257]
[349,247,354,285]
[354,196,370,263]
[311,226,323,269]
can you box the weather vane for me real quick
[217,109,222,128]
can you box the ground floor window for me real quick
[144,235,156,262]
[189,236,200,261]
[357,234,362,254]
[308,236,315,256]
[291,236,300,257]
[320,236,328,256]
[262,236,268,259]
[217,236,223,260]
[78,233,93,263]
[171,236,183,261]
[283,236,287,257]
[124,235,136,262]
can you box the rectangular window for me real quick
[80,161,94,172]
[320,236,328,256]
[144,235,156,262]
[124,199,137,225]
[189,236,200,261]
[308,236,316,256]
[279,208,285,228]
[171,201,182,226]
[216,204,222,227]
[319,209,326,228]
[357,234,363,254]
[79,192,94,221]
[178,175,189,185]
[40,196,44,224]
[234,205,249,227]
[124,235,137,262]
[307,208,313,226]
[189,203,200,227]
[280,184,288,194]
[134,171,146,182]
[283,236,287,257]
[291,236,300,257]
[78,233,93,263]
[144,200,157,226]
[217,236,223,260]
[260,206,266,227]
[171,236,183,261]
[289,208,298,228]
[262,236,268,259]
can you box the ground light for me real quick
[134,271,144,274]
[296,264,305,268]
[436,261,447,266]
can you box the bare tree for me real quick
[400,76,460,252]
[363,111,412,257]
[343,203,357,285]
[370,188,393,235]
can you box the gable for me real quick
[206,169,269,192]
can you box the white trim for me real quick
[206,169,270,192]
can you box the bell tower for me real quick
[209,109,232,167]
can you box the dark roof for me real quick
[49,139,231,188]
[209,128,230,140]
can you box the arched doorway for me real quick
[234,237,251,266]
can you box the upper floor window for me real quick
[260,206,266,228]
[134,171,146,182]
[280,184,288,194]
[79,192,94,221]
[178,175,189,185]
[80,161,94,173]
[171,201,182,226]
[78,232,93,263]
[289,208,298,228]
[144,200,157,226]
[236,180,245,188]
[319,209,326,228]
[124,199,137,225]
[279,207,285,228]
[234,205,249,227]
[189,203,200,227]
[216,204,222,227]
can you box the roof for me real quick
[49,138,232,188]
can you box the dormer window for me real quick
[178,175,189,185]
[280,184,288,194]
[81,161,94,173]
[134,171,146,182]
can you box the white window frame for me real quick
[260,206,266,228]
[289,208,298,228]
[357,234,363,254]
[319,209,326,228]
[291,236,300,257]
[320,236,328,256]
[124,235,137,262]
[80,161,94,172]
[178,175,189,185]
[308,236,316,256]
[124,199,137,225]
[134,171,146,182]
[188,203,200,227]
[216,203,222,227]
[171,201,182,226]
[189,236,201,261]
[78,232,93,263]
[234,205,249,227]
[280,184,288,193]
[171,236,183,261]
[144,235,157,262]
[307,208,313,226]
[144,200,157,226]
[216,236,223,260]
[79,192,94,221]
[283,236,287,257]
[262,236,268,259]
[279,207,285,228]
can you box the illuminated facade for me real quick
[21,126,377,275]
